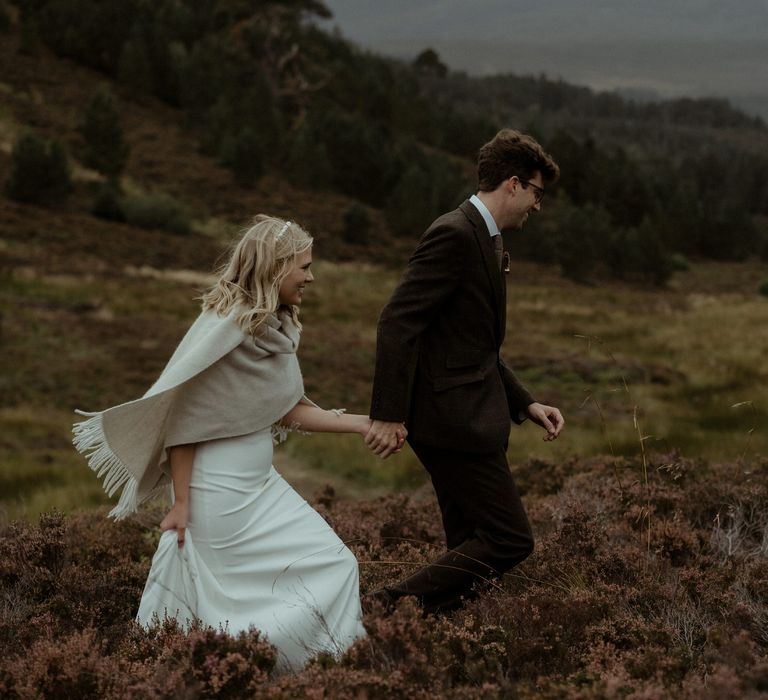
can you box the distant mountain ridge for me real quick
[323,0,768,42]
[321,0,768,119]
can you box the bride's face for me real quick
[278,248,314,306]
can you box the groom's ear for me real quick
[506,176,521,194]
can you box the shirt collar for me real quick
[469,194,501,238]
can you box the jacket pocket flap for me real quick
[446,352,484,369]
[433,371,484,392]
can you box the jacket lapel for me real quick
[459,201,506,344]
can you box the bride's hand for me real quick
[358,416,406,452]
[365,420,408,458]
[160,501,190,548]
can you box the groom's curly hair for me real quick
[477,129,560,192]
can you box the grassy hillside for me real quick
[3,248,768,521]
[1,19,767,523]
[0,29,410,267]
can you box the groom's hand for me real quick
[365,420,407,459]
[525,402,565,442]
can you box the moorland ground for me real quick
[2,15,768,696]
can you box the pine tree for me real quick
[5,133,71,204]
[221,128,264,188]
[0,2,12,33]
[6,133,47,202]
[18,16,40,56]
[385,165,437,236]
[117,22,157,94]
[79,86,129,180]
[285,118,334,190]
[46,140,73,202]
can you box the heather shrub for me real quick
[3,628,128,699]
[1,621,277,700]
[324,491,445,594]
[119,618,277,697]
[2,455,768,697]
[0,510,154,650]
[340,597,512,694]
[0,511,67,602]
[513,455,587,496]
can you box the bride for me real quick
[72,215,381,670]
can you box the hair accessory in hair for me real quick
[275,221,291,241]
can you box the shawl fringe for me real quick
[73,410,138,520]
[108,478,139,520]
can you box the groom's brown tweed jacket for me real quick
[370,200,534,453]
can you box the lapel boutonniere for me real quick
[502,251,510,274]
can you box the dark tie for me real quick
[493,234,503,270]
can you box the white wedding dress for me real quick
[136,428,366,671]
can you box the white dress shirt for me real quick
[469,194,501,239]
[468,195,529,422]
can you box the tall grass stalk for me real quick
[633,405,652,559]
[576,333,652,556]
[731,400,758,462]
[582,391,624,495]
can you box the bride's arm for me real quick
[280,403,372,435]
[160,443,196,548]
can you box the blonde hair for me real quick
[201,215,313,336]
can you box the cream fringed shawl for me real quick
[72,308,311,520]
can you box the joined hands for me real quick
[364,420,407,459]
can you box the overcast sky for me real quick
[319,1,768,117]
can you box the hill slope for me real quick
[0,32,407,275]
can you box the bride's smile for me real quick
[279,248,314,305]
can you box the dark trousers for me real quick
[386,439,534,615]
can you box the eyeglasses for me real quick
[519,179,545,204]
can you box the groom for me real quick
[365,128,564,615]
